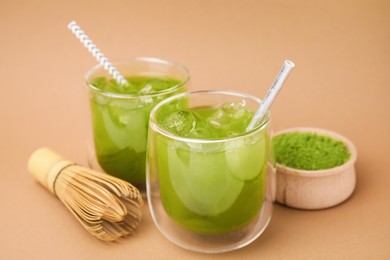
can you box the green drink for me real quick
[85,58,189,190]
[147,90,274,253]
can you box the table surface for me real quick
[1,0,389,259]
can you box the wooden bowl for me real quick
[274,127,357,210]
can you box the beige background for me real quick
[1,0,389,259]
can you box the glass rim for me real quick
[84,56,190,99]
[149,89,271,144]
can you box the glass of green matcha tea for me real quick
[85,57,190,191]
[147,90,275,253]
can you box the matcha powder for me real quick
[273,132,351,170]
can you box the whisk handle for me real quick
[28,148,75,195]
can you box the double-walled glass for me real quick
[147,90,275,253]
[85,57,190,191]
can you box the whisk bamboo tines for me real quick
[28,147,143,242]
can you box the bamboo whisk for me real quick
[28,147,143,241]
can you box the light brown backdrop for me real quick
[1,0,389,259]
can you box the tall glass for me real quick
[85,57,190,191]
[147,90,275,253]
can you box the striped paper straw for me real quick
[68,21,128,86]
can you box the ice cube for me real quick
[139,83,154,94]
[208,101,246,128]
[167,147,244,216]
[221,101,247,119]
[139,96,154,106]
[208,109,226,129]
[188,127,215,139]
[208,101,251,137]
[146,78,173,91]
[226,135,267,181]
[161,111,197,136]
[137,84,154,106]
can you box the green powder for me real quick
[273,132,350,170]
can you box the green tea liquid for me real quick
[90,76,183,186]
[152,102,269,234]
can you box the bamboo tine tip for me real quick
[28,147,143,242]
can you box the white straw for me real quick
[246,60,295,131]
[67,21,128,86]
